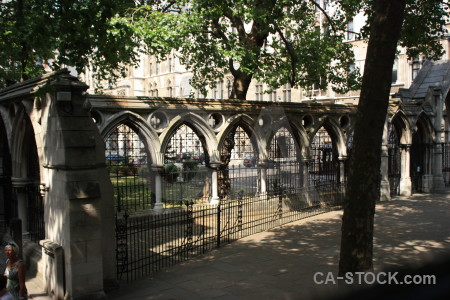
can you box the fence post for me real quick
[115,212,129,281]
[216,204,221,248]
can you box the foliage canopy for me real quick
[0,0,139,88]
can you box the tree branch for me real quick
[275,27,297,86]
[308,0,361,39]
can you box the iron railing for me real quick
[115,183,344,281]
[27,185,45,243]
[442,143,450,187]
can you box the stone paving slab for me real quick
[107,193,450,300]
[2,192,449,299]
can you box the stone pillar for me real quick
[399,144,412,196]
[338,157,346,185]
[432,143,445,192]
[380,120,391,201]
[259,159,268,198]
[302,159,310,188]
[208,162,220,205]
[39,71,115,299]
[11,178,31,235]
[421,144,433,193]
[151,165,164,211]
[432,93,445,192]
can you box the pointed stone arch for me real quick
[0,113,13,222]
[217,114,260,158]
[9,104,44,241]
[311,117,347,159]
[389,111,412,145]
[160,112,218,163]
[100,111,161,165]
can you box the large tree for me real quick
[125,0,361,99]
[339,0,447,275]
[0,0,139,88]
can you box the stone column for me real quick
[432,93,445,192]
[399,144,412,196]
[151,165,164,211]
[302,159,310,188]
[259,159,268,198]
[39,70,115,299]
[208,162,220,205]
[432,143,445,192]
[338,157,347,185]
[380,121,391,201]
[11,178,31,235]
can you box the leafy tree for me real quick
[339,0,448,275]
[124,0,361,99]
[0,0,139,88]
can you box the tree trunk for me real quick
[339,0,406,275]
[230,72,252,100]
[218,130,236,200]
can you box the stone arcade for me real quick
[0,62,449,298]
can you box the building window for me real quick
[214,81,219,99]
[167,81,173,97]
[155,62,159,75]
[168,57,173,73]
[220,80,224,99]
[392,57,398,83]
[282,84,291,102]
[255,82,264,101]
[269,90,277,102]
[347,20,354,40]
[412,57,421,80]
[149,63,153,76]
[227,79,233,98]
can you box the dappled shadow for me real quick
[373,194,450,268]
[108,192,450,300]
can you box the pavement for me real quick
[106,192,450,299]
[3,192,450,299]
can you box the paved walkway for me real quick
[106,193,450,299]
[3,192,450,299]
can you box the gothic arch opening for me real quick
[388,122,401,196]
[0,116,12,224]
[310,126,339,188]
[410,115,433,193]
[219,124,258,200]
[105,123,153,212]
[163,123,210,205]
[11,113,44,242]
[267,126,303,194]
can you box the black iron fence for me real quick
[442,143,450,187]
[162,164,211,205]
[115,183,344,281]
[27,185,45,243]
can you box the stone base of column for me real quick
[210,197,220,205]
[379,180,391,201]
[432,175,446,193]
[399,177,412,196]
[422,175,433,193]
[153,202,164,212]
[66,291,107,300]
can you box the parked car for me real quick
[192,153,206,164]
[243,157,257,167]
[176,152,192,162]
[106,154,124,162]
[133,157,146,167]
